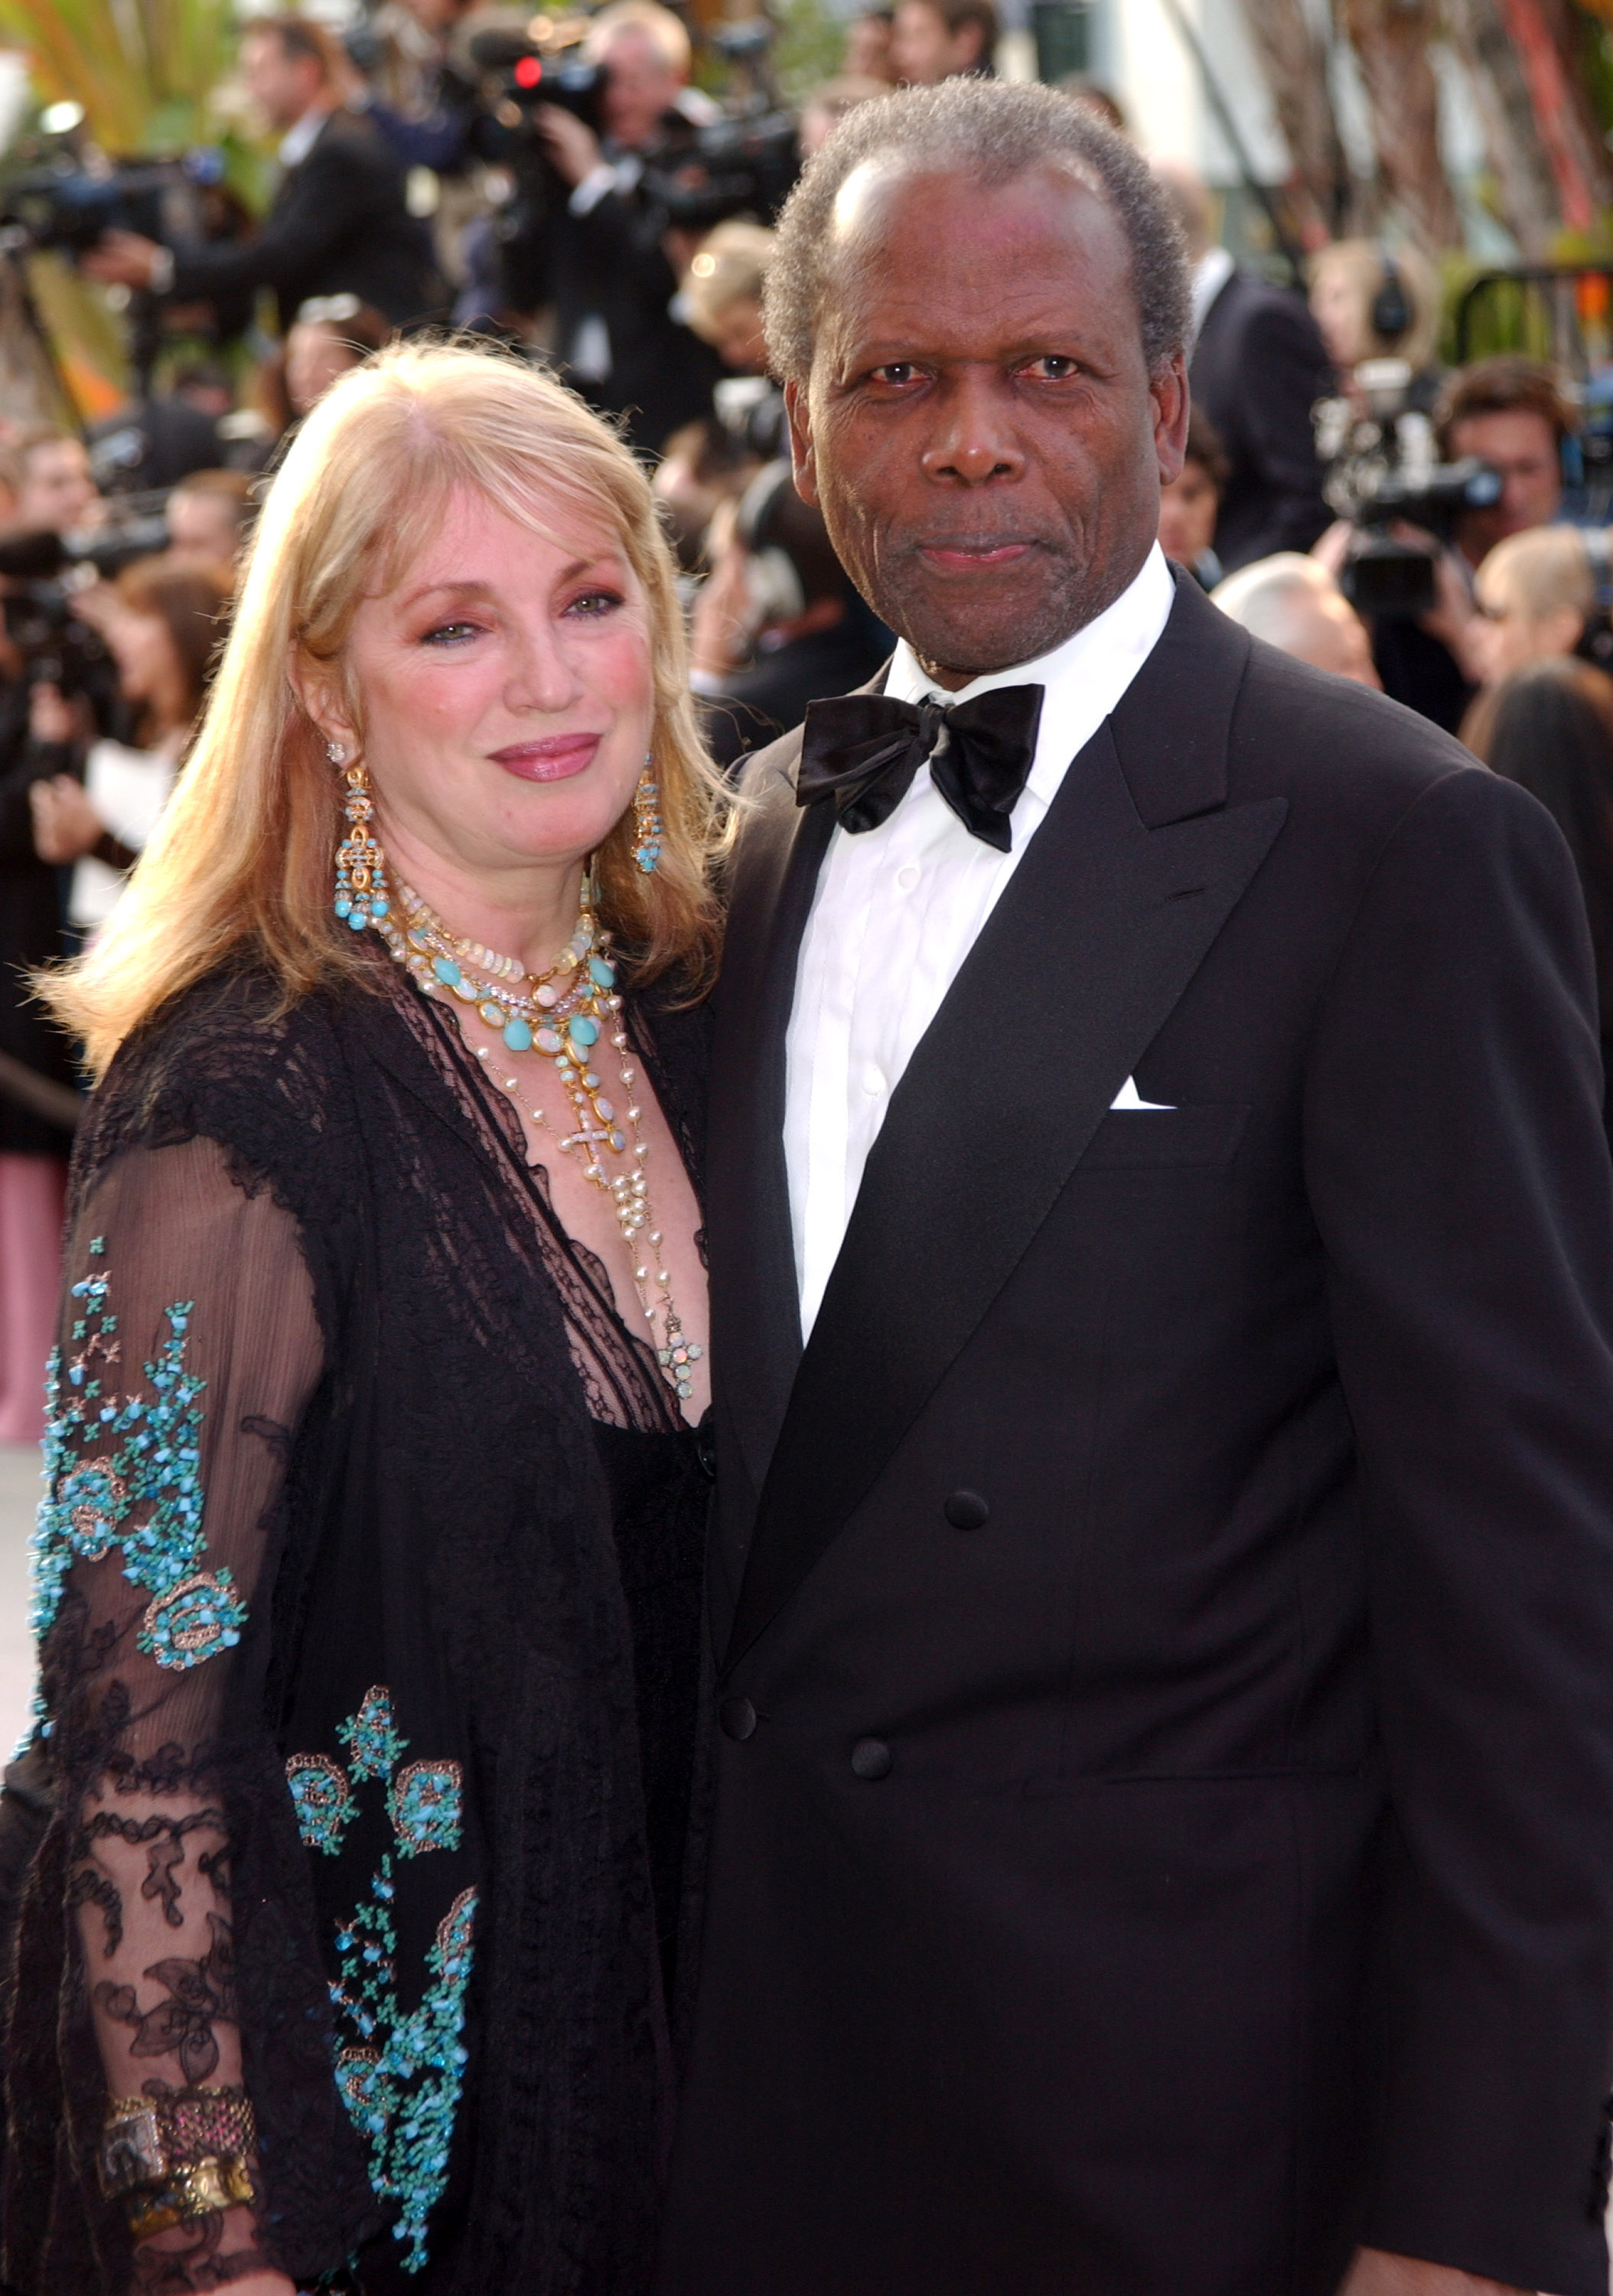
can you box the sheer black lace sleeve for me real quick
[26,1135,324,2291]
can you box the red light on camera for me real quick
[513,56,542,86]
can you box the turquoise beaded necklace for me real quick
[372,874,703,1407]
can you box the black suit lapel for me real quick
[720,583,1286,1677]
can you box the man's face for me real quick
[1448,408,1562,565]
[787,161,1187,684]
[241,33,322,134]
[18,439,98,533]
[598,30,679,149]
[890,0,981,83]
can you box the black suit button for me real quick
[943,1488,990,1530]
[720,1696,758,1742]
[693,1425,716,1480]
[850,1737,893,1780]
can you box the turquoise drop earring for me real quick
[331,746,391,932]
[632,758,662,875]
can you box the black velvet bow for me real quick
[794,684,1045,852]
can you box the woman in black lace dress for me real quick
[0,341,726,2295]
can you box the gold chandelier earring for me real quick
[330,745,391,932]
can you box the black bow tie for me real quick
[795,684,1044,853]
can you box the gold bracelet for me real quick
[100,2086,257,2201]
[126,2154,256,2242]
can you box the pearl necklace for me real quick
[372,876,704,1406]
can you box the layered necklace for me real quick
[371,875,703,1407]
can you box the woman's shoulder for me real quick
[77,961,380,1193]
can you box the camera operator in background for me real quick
[508,0,726,453]
[81,16,441,334]
[1317,352,1576,730]
[28,553,232,941]
[689,459,890,768]
[0,427,103,536]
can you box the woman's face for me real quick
[109,604,182,714]
[336,484,655,888]
[709,295,769,375]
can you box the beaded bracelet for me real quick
[100,2086,257,2234]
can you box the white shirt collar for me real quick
[884,543,1177,820]
[279,105,331,169]
[1190,246,1236,344]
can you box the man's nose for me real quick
[921,377,1025,485]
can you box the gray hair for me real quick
[763,78,1191,386]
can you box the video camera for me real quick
[465,15,797,236]
[0,499,171,695]
[0,148,225,258]
[1317,359,1503,619]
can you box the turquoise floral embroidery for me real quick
[31,1244,246,1686]
[389,1762,464,1857]
[285,1753,357,1854]
[285,1687,473,2272]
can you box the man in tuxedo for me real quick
[1160,161,1334,572]
[83,15,439,331]
[657,77,1613,2296]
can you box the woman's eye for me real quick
[565,589,625,618]
[420,620,484,646]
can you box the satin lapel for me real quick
[721,716,1287,1679]
[707,742,833,1494]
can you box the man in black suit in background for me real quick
[657,78,1613,2296]
[1158,159,1334,571]
[84,15,439,331]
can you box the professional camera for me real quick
[1317,358,1503,619]
[0,148,225,258]
[640,21,797,230]
[0,501,170,693]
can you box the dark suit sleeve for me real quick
[1230,296,1331,556]
[168,142,370,306]
[1303,765,1613,2294]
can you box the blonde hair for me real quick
[683,221,775,341]
[1307,239,1441,373]
[45,339,728,1077]
[1476,525,1599,625]
[583,0,690,77]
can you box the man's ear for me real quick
[1152,351,1191,488]
[785,381,819,507]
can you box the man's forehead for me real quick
[830,149,1100,245]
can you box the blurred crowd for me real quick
[0,0,1610,1433]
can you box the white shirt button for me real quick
[861,1062,887,1098]
[894,862,921,892]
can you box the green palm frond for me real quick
[0,0,233,152]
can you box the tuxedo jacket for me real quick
[169,109,440,331]
[1191,272,1334,572]
[657,574,1613,2296]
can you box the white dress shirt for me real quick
[784,544,1177,1337]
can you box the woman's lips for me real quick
[488,733,601,783]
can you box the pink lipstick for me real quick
[489,733,600,783]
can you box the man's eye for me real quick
[868,363,920,387]
[1024,355,1081,380]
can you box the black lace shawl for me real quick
[1,957,709,2294]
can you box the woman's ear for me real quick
[286,649,356,755]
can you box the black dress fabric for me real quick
[0,951,710,2294]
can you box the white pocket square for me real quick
[1110,1076,1175,1110]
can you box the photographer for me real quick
[0,426,102,536]
[82,15,441,333]
[28,553,231,940]
[505,0,725,453]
